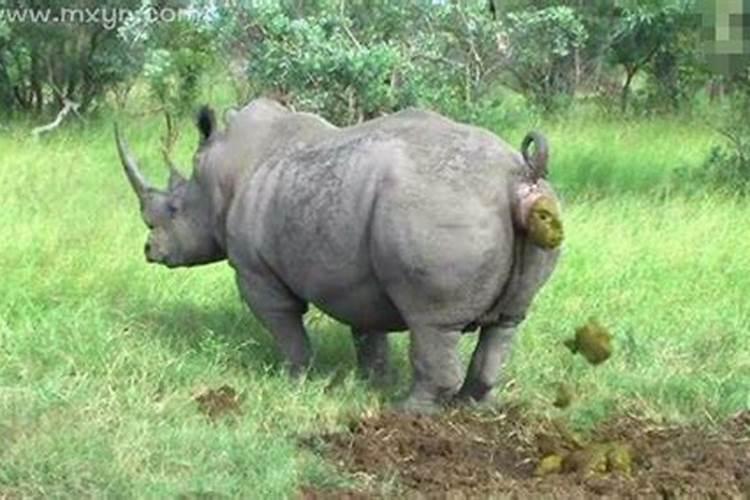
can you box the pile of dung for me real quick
[193,385,242,421]
[309,408,750,498]
[304,320,749,497]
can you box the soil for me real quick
[305,408,750,499]
[298,486,371,500]
[193,385,242,421]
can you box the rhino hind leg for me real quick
[456,323,517,404]
[455,240,560,405]
[351,329,393,386]
[399,327,463,414]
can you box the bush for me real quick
[0,0,142,115]
[690,90,750,193]
[230,2,420,125]
[694,145,750,194]
[502,6,588,112]
[221,1,531,127]
[119,2,219,118]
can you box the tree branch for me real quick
[31,99,80,138]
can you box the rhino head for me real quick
[115,107,226,268]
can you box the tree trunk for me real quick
[709,78,725,101]
[13,85,31,109]
[620,66,637,112]
[573,47,581,95]
[31,52,44,113]
[487,0,497,19]
[32,83,44,113]
[0,59,15,111]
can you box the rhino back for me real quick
[226,113,525,330]
[198,99,338,247]
[214,99,337,190]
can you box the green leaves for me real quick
[502,6,587,111]
[506,6,588,58]
[136,10,218,118]
[241,2,414,125]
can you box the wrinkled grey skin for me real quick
[115,98,560,413]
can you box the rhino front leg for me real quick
[235,271,311,375]
[400,327,463,414]
[351,329,392,386]
[456,322,517,404]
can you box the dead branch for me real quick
[31,99,80,138]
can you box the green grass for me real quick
[1,110,748,497]
[499,113,718,196]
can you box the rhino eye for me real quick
[166,202,179,217]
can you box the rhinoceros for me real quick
[115,98,561,412]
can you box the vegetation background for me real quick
[1,0,749,496]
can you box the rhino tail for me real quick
[521,131,549,181]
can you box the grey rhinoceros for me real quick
[115,98,561,412]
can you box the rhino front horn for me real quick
[114,124,153,202]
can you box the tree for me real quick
[0,0,142,115]
[116,1,220,156]
[499,6,588,111]
[221,1,431,125]
[607,0,695,111]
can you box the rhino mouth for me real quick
[145,250,179,268]
[144,240,176,267]
[145,251,159,265]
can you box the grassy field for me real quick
[1,110,748,497]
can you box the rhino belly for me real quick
[306,272,408,332]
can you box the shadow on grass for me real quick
[125,296,368,380]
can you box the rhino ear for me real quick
[196,105,216,142]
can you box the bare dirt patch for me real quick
[193,385,242,421]
[307,408,750,498]
[298,486,371,500]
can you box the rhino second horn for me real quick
[168,165,187,190]
[114,124,153,201]
[160,146,187,191]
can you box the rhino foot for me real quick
[398,327,463,413]
[395,395,443,415]
[449,391,502,411]
[453,323,517,408]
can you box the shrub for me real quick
[691,90,750,193]
[221,1,533,128]
[501,6,588,112]
[0,0,142,115]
